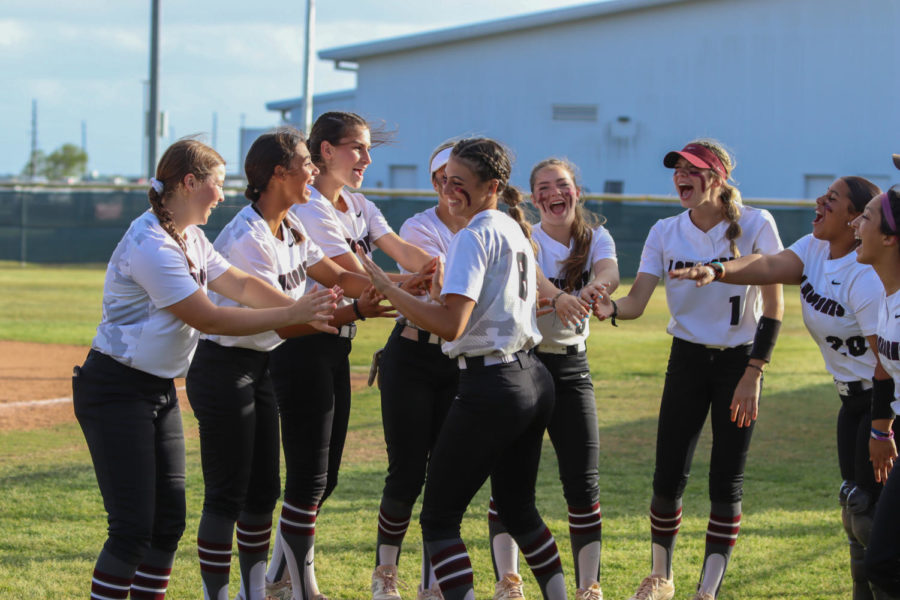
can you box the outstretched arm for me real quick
[669,250,804,287]
[593,272,660,322]
[356,248,474,341]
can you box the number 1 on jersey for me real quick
[729,295,740,326]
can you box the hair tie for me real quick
[149,177,164,194]
[881,191,897,233]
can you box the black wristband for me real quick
[872,377,896,420]
[610,299,619,327]
[749,316,781,362]
[352,299,366,321]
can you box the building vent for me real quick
[552,104,598,121]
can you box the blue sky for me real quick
[1,0,592,177]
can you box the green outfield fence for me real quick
[0,183,815,274]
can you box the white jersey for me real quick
[399,206,456,267]
[638,206,783,347]
[292,185,392,307]
[441,210,542,358]
[875,290,900,415]
[533,223,617,347]
[787,234,880,383]
[92,210,230,379]
[396,206,457,323]
[205,204,325,352]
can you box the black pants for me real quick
[73,350,186,565]
[420,351,555,540]
[537,351,600,508]
[653,338,757,503]
[270,333,352,506]
[186,340,280,518]
[379,322,459,505]
[867,461,900,594]
[838,390,880,495]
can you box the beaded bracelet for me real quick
[871,427,895,441]
[610,299,619,327]
[708,261,726,281]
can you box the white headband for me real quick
[430,147,452,174]
[149,177,164,194]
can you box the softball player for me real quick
[265,112,434,600]
[186,128,386,600]
[370,142,469,600]
[594,140,784,600]
[73,139,337,600]
[358,137,575,600]
[851,187,900,598]
[671,176,891,599]
[486,158,618,600]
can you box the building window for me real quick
[804,174,835,198]
[603,180,624,194]
[389,165,417,189]
[552,104,598,122]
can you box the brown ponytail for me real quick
[530,158,606,291]
[149,138,225,270]
[692,139,742,257]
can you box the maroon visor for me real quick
[663,143,727,180]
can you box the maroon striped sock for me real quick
[427,539,473,600]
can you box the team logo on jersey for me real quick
[278,262,308,292]
[547,271,590,292]
[190,268,207,287]
[666,256,733,272]
[346,234,373,255]
[876,335,900,361]
[799,275,845,317]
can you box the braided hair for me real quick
[148,138,224,270]
[691,139,743,257]
[451,137,536,254]
[529,158,605,292]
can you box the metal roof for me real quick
[265,89,356,112]
[319,0,692,61]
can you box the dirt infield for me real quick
[0,341,369,432]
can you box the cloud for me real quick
[0,19,29,48]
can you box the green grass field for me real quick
[0,262,851,599]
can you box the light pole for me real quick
[301,0,315,132]
[147,0,160,179]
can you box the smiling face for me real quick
[322,126,371,189]
[851,196,889,265]
[812,178,857,242]
[443,156,497,219]
[672,158,721,208]
[186,163,226,226]
[531,164,578,229]
[281,142,319,204]
[672,157,720,208]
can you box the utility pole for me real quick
[147,0,161,178]
[301,0,315,133]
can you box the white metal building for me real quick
[269,0,899,198]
